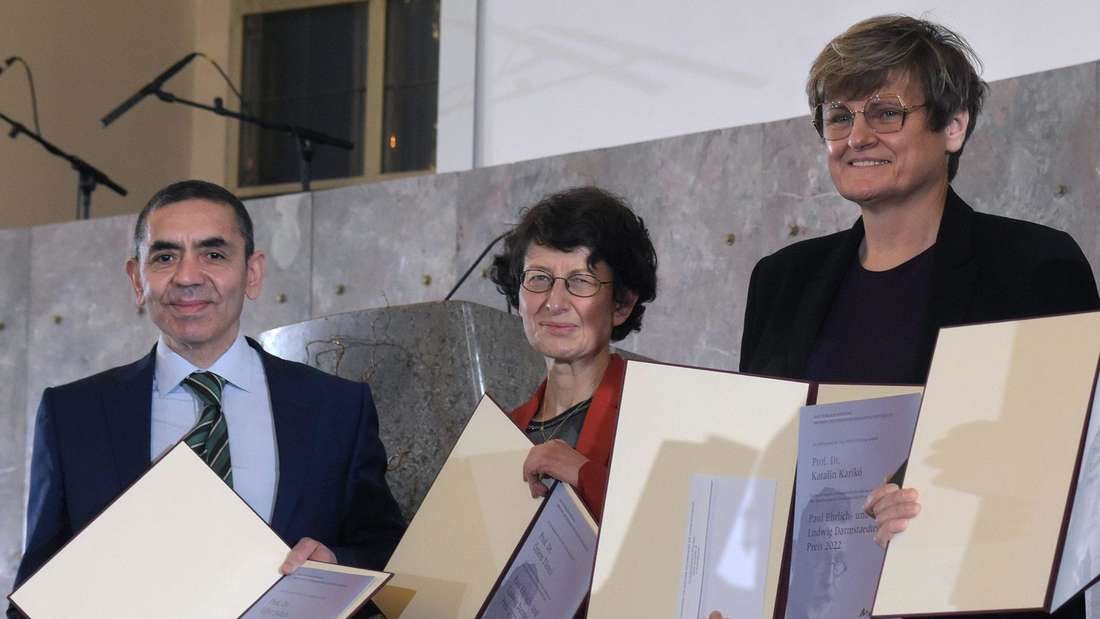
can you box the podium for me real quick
[257,300,547,519]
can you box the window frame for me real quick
[228,0,429,199]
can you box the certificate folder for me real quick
[376,395,556,619]
[872,310,1100,616]
[589,361,813,619]
[7,442,390,619]
[477,481,598,619]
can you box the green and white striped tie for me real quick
[182,371,233,488]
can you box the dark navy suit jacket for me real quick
[8,338,405,617]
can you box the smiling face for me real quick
[126,199,265,367]
[518,243,635,365]
[825,73,968,210]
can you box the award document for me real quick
[874,310,1100,616]
[242,561,390,619]
[479,482,599,619]
[588,361,812,619]
[786,393,921,619]
[677,474,777,619]
[7,442,390,619]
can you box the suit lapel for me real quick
[254,340,318,534]
[784,222,863,376]
[928,188,978,328]
[102,347,155,488]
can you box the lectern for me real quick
[258,300,546,519]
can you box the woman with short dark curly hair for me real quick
[489,186,657,521]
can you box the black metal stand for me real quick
[1,109,127,219]
[153,90,352,193]
[297,136,316,192]
[77,169,98,220]
[444,232,509,301]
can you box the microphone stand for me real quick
[444,232,509,301]
[1,109,127,219]
[151,88,353,192]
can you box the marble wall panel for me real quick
[451,154,597,310]
[450,165,518,310]
[311,174,460,317]
[759,116,858,247]
[240,192,313,338]
[1095,63,1100,288]
[25,215,160,435]
[0,229,30,595]
[954,62,1100,276]
[590,126,766,370]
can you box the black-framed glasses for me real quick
[521,269,612,297]
[812,93,926,141]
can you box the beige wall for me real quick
[0,0,238,229]
[189,0,233,186]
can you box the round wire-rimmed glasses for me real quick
[812,93,926,141]
[521,269,612,297]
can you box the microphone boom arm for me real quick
[1,108,127,219]
[100,53,198,127]
[151,88,353,191]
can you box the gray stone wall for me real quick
[0,229,30,591]
[2,59,1099,597]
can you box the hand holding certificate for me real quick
[786,393,921,619]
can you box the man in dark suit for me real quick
[8,180,405,618]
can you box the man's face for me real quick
[825,73,968,209]
[126,199,264,366]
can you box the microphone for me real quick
[4,56,42,135]
[1,55,19,76]
[100,52,198,127]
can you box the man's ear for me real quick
[125,257,145,307]
[245,250,266,301]
[945,108,970,154]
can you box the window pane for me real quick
[382,0,439,173]
[239,3,368,187]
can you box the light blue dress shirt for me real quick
[150,333,279,522]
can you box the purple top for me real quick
[804,245,935,384]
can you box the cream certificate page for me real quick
[874,311,1100,615]
[375,395,540,619]
[589,361,810,619]
[10,442,290,618]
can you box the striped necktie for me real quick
[182,371,233,488]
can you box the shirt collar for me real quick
[155,334,262,395]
